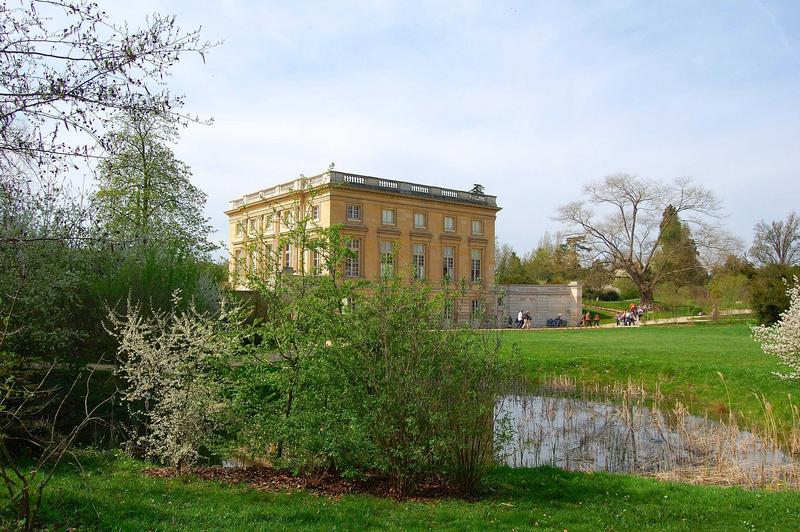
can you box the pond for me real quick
[496,394,795,483]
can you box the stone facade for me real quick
[226,171,501,322]
[498,283,582,328]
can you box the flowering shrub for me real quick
[753,276,800,380]
[108,292,241,471]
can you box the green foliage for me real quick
[94,112,215,257]
[750,264,800,324]
[225,198,515,495]
[651,205,706,288]
[613,278,640,300]
[495,236,610,287]
[708,273,750,308]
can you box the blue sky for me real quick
[102,0,800,254]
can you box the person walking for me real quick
[517,309,524,328]
[593,313,601,327]
[524,310,532,330]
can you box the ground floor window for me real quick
[471,299,482,318]
[380,241,394,277]
[345,238,361,277]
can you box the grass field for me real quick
[6,452,800,531]
[503,321,797,427]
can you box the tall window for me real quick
[233,248,243,275]
[470,249,482,282]
[381,208,395,225]
[345,238,361,277]
[412,243,426,279]
[264,244,273,271]
[235,221,244,238]
[248,246,257,272]
[443,301,454,322]
[248,218,258,234]
[311,205,320,221]
[346,204,361,222]
[413,212,427,229]
[442,246,455,280]
[444,216,455,232]
[471,219,483,235]
[262,214,273,232]
[283,243,292,270]
[311,250,321,274]
[380,241,394,277]
[471,299,482,318]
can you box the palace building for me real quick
[225,170,501,322]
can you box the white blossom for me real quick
[753,276,800,380]
[108,291,237,470]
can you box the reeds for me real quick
[497,376,800,490]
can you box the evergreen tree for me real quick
[652,204,706,288]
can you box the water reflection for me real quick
[496,395,793,476]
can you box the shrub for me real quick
[750,265,800,324]
[108,292,242,472]
[753,276,800,380]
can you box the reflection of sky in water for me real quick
[496,395,792,475]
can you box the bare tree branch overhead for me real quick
[0,0,216,171]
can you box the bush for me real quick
[750,265,800,325]
[709,273,750,308]
[225,213,515,496]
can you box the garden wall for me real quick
[498,282,582,328]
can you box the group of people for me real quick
[516,309,532,329]
[580,312,602,327]
[616,303,645,326]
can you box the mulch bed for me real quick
[144,466,461,500]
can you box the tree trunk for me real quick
[639,284,654,306]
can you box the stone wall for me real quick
[498,283,582,328]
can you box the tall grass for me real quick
[502,375,800,489]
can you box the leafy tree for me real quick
[94,112,214,257]
[750,264,800,324]
[495,246,527,284]
[556,174,728,304]
[0,171,100,363]
[750,212,800,266]
[753,276,800,379]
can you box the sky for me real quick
[97,0,800,255]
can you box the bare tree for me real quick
[555,174,727,304]
[750,212,800,267]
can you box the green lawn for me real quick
[504,321,797,428]
[7,453,800,531]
